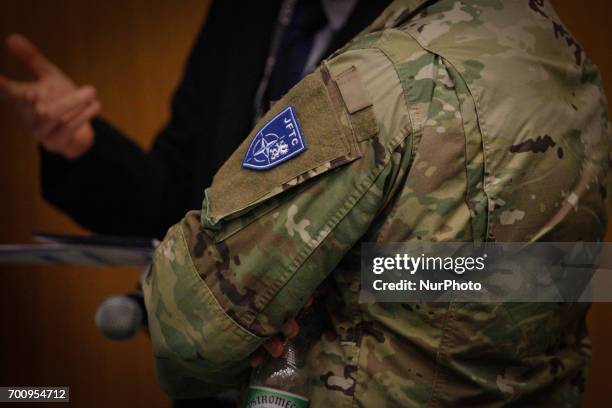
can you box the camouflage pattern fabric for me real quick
[143,0,611,406]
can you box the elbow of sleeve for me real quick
[143,217,264,398]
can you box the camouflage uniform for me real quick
[143,0,611,406]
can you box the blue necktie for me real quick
[266,0,328,104]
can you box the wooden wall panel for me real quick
[0,1,609,407]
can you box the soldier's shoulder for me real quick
[325,26,440,145]
[332,24,429,65]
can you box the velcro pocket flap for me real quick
[203,68,362,229]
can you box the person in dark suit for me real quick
[0,0,390,239]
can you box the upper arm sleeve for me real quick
[143,47,412,399]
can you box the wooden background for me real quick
[0,1,610,406]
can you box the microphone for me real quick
[95,291,147,341]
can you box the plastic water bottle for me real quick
[245,311,319,408]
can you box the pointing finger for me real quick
[43,85,96,119]
[5,33,57,78]
[59,99,101,135]
[31,86,96,137]
[39,100,99,158]
[42,99,100,146]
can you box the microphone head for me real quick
[95,295,144,341]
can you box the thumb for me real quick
[0,74,36,101]
[5,33,57,78]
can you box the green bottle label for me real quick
[246,386,309,408]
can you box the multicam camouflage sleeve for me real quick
[142,47,412,398]
[144,0,612,405]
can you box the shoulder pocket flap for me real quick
[205,69,360,226]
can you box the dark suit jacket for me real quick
[40,0,390,239]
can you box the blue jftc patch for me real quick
[242,106,306,170]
